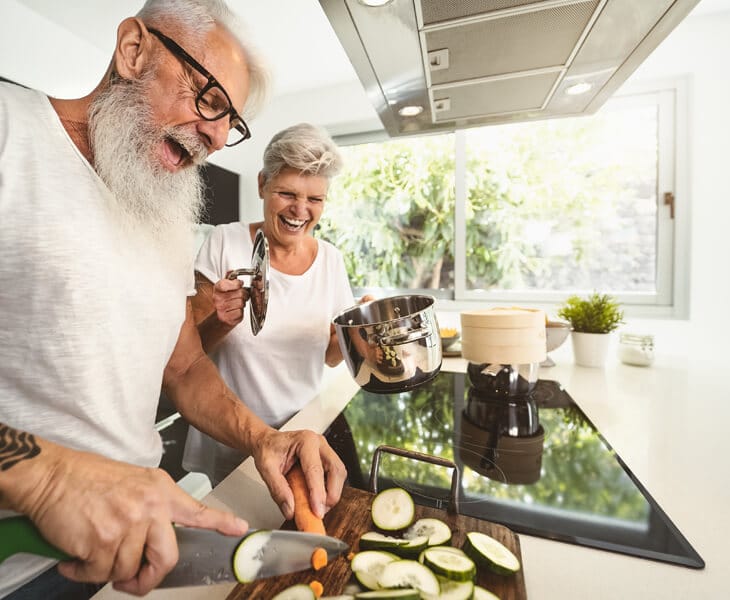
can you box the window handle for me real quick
[664,192,675,219]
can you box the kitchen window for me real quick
[320,80,687,317]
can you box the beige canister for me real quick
[460,307,546,364]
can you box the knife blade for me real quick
[0,516,349,587]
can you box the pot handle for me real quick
[368,445,461,515]
[378,326,432,346]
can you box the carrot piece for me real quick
[347,551,356,561]
[309,580,324,598]
[311,547,328,571]
[285,463,326,535]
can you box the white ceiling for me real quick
[16,0,730,99]
[16,0,360,97]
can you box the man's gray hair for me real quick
[261,123,343,182]
[136,0,269,116]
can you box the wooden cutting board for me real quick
[227,486,527,599]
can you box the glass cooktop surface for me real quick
[325,372,704,569]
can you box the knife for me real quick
[0,516,349,587]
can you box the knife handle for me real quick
[0,516,71,564]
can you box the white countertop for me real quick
[95,341,730,600]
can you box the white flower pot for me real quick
[571,331,611,367]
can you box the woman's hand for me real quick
[251,429,347,521]
[211,275,250,329]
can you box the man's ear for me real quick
[113,18,152,79]
[257,172,266,198]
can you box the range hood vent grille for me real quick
[319,0,699,136]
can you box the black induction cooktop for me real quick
[324,372,704,569]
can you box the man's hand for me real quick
[251,429,347,521]
[9,442,248,596]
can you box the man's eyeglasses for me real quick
[147,27,251,147]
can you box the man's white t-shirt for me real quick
[0,84,194,595]
[183,222,354,483]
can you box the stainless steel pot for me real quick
[333,295,442,393]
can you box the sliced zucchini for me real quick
[355,590,421,600]
[377,559,440,597]
[462,531,521,575]
[271,584,317,600]
[404,518,452,546]
[422,577,475,600]
[472,586,500,600]
[420,547,476,582]
[392,535,429,558]
[359,531,410,551]
[371,487,415,531]
[231,529,270,583]
[351,550,399,591]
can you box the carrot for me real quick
[286,463,326,535]
[286,463,329,571]
[309,580,324,598]
[311,547,328,571]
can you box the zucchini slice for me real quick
[271,584,317,600]
[359,531,410,552]
[351,550,399,591]
[371,488,415,531]
[462,531,521,575]
[393,535,429,558]
[404,518,452,546]
[231,529,270,583]
[377,559,440,597]
[355,590,421,599]
[424,577,475,600]
[420,547,476,582]
[472,586,500,600]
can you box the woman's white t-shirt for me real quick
[183,222,355,483]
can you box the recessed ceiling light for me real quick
[565,82,593,96]
[358,0,394,6]
[398,105,423,117]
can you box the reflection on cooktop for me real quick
[325,372,704,569]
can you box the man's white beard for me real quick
[89,73,208,244]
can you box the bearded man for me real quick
[0,1,346,598]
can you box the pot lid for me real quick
[226,228,270,336]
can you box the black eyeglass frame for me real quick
[147,26,251,146]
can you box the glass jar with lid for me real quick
[618,333,655,367]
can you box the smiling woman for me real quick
[183,123,358,485]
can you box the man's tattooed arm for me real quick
[0,423,41,471]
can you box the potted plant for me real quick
[557,292,624,367]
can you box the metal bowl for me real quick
[546,320,571,351]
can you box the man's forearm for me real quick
[197,313,235,354]
[163,356,272,454]
[0,422,56,513]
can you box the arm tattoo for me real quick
[0,423,41,471]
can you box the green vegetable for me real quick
[462,531,521,575]
[371,488,415,531]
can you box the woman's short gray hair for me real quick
[136,0,269,116]
[260,123,343,183]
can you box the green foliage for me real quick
[318,106,658,294]
[557,292,624,333]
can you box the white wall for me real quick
[0,0,107,96]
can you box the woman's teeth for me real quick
[280,216,307,230]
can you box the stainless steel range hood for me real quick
[319,0,700,137]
